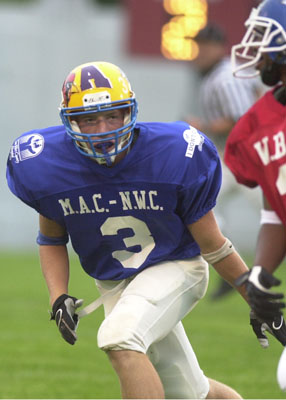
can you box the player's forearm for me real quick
[212,251,249,302]
[254,224,286,273]
[39,245,70,306]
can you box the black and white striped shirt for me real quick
[199,57,263,149]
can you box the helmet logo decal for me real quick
[9,134,44,163]
[183,126,204,158]
[62,72,76,106]
[81,65,112,91]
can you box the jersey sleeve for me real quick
[6,155,40,211]
[178,138,222,225]
[6,136,43,213]
[224,116,258,188]
[6,127,70,220]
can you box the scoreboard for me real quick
[125,0,260,59]
[161,0,207,60]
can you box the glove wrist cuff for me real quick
[51,294,69,319]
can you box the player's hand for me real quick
[235,266,285,320]
[50,294,83,345]
[250,310,286,348]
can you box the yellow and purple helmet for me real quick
[59,61,138,165]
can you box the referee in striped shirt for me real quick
[185,24,264,299]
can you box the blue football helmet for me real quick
[232,0,286,78]
[59,62,138,165]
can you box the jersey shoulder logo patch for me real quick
[183,126,204,158]
[9,133,45,163]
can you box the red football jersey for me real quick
[225,87,286,224]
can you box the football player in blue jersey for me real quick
[6,61,285,399]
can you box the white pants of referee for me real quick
[96,256,210,399]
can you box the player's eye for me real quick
[81,117,95,124]
[106,113,117,119]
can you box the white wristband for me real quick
[260,209,282,225]
[202,238,235,265]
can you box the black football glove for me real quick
[235,266,285,320]
[50,294,83,345]
[250,310,286,348]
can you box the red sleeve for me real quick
[224,113,258,188]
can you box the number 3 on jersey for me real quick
[100,216,155,269]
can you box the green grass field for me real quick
[1,250,286,399]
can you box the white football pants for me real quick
[96,256,210,399]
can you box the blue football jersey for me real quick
[6,121,222,280]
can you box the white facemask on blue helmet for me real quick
[232,0,286,78]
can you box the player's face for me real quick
[76,109,125,135]
[74,109,125,158]
[255,53,283,86]
[255,53,269,72]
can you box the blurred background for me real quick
[1,0,261,253]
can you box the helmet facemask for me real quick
[231,2,286,78]
[61,100,137,166]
